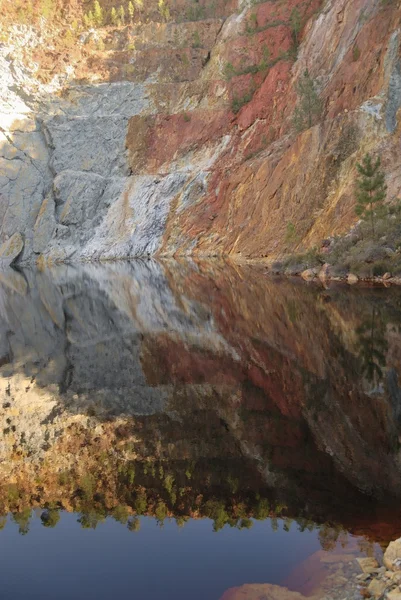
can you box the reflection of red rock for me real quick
[220,583,307,600]
[220,542,362,600]
[140,263,401,511]
[284,541,361,597]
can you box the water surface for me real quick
[0,260,400,599]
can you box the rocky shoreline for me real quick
[224,538,401,600]
[354,539,401,599]
[265,262,401,287]
[297,265,400,286]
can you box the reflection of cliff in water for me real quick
[1,261,401,541]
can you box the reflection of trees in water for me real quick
[318,524,349,551]
[3,505,359,558]
[11,508,32,536]
[0,454,386,554]
[356,307,388,385]
[0,470,374,558]
[41,508,60,528]
[357,537,377,558]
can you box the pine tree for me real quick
[128,1,135,22]
[93,0,103,26]
[356,307,387,383]
[119,5,125,25]
[293,70,322,131]
[355,154,387,236]
[111,7,118,25]
[290,8,302,47]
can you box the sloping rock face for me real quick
[0,0,400,264]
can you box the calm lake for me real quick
[0,260,400,600]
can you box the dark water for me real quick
[0,260,401,599]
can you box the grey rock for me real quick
[360,100,383,120]
[43,82,153,119]
[80,173,188,260]
[54,170,108,230]
[33,196,56,254]
[385,30,401,133]
[45,115,130,177]
[0,268,28,295]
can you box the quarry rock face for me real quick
[0,0,400,264]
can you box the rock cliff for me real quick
[0,0,400,264]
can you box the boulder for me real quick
[357,557,379,574]
[318,263,331,281]
[383,272,392,280]
[301,268,316,281]
[347,273,359,284]
[387,591,401,600]
[368,578,387,598]
[384,539,401,571]
[0,232,24,265]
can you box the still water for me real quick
[0,260,400,599]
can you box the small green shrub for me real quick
[352,45,361,61]
[223,62,236,81]
[192,30,202,48]
[293,70,323,131]
[232,90,254,114]
[285,221,298,243]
